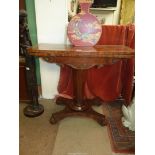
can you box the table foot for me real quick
[87,107,107,126]
[24,104,44,117]
[50,105,107,126]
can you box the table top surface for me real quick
[28,44,134,58]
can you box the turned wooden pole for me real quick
[72,69,88,111]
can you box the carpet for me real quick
[19,99,62,155]
[52,106,113,155]
[102,101,135,154]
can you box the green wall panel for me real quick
[25,0,41,85]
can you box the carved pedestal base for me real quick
[50,98,107,126]
[24,104,44,117]
[56,97,102,106]
[50,68,107,126]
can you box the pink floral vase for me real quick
[67,0,102,46]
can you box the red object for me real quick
[67,1,102,46]
[58,24,135,105]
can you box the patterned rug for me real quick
[102,101,135,154]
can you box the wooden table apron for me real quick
[24,44,134,126]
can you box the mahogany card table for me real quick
[24,44,134,126]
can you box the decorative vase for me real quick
[67,0,102,46]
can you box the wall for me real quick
[113,0,122,24]
[68,0,78,17]
[34,0,68,98]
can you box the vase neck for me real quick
[80,2,92,13]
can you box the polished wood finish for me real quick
[28,43,134,125]
[29,44,134,56]
[28,44,134,69]
[19,57,31,101]
[19,0,25,10]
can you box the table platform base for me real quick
[50,97,107,126]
